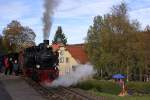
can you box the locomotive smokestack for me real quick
[44,40,49,45]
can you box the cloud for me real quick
[0,0,150,44]
[52,0,150,44]
[0,0,43,44]
[54,0,122,19]
[130,7,150,28]
[0,1,31,20]
[50,0,124,44]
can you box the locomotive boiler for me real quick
[23,40,59,82]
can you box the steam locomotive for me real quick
[22,40,59,82]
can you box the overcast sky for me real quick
[0,0,150,44]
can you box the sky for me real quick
[0,0,150,44]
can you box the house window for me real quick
[60,50,64,56]
[59,57,64,63]
[72,66,76,71]
[66,57,69,63]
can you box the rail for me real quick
[23,77,103,100]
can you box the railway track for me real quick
[45,86,97,100]
[24,77,105,100]
[59,87,97,100]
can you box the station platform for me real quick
[0,74,47,100]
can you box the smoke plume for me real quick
[43,0,59,40]
[50,64,95,87]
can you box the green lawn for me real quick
[91,91,150,100]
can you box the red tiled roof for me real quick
[52,44,60,50]
[66,44,89,64]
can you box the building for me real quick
[52,44,89,75]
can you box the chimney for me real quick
[43,40,49,45]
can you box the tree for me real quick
[137,31,150,81]
[145,25,150,32]
[85,2,141,80]
[85,16,107,78]
[0,35,3,53]
[52,26,67,45]
[2,20,36,52]
[0,35,8,54]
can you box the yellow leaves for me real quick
[5,26,22,36]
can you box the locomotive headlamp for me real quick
[47,45,50,48]
[36,65,40,69]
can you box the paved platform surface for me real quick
[0,82,12,100]
[0,74,47,100]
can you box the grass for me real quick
[127,81,150,94]
[91,90,150,100]
[75,79,150,100]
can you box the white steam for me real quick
[50,64,95,87]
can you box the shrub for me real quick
[76,79,121,95]
[127,82,150,95]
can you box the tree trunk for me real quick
[101,68,103,79]
[139,68,143,81]
[127,66,129,82]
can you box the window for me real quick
[60,50,64,55]
[72,66,76,71]
[59,57,64,63]
[66,57,69,63]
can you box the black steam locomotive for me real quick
[23,40,59,82]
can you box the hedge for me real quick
[75,79,121,95]
[75,80,150,95]
[127,82,150,95]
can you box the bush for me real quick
[76,79,121,95]
[127,82,150,95]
